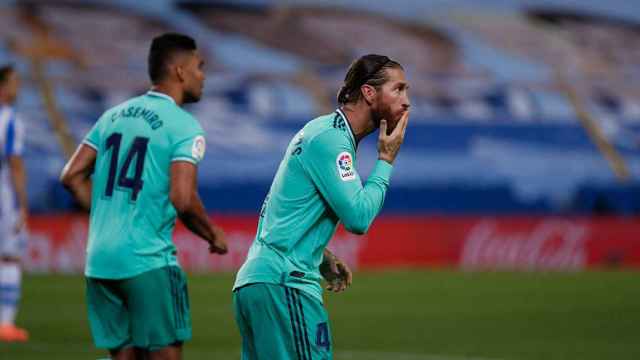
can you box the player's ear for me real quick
[175,65,185,83]
[361,84,376,105]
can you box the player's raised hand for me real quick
[208,226,228,254]
[377,110,409,164]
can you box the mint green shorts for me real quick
[86,266,191,351]
[233,283,333,360]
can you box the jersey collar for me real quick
[336,108,357,148]
[146,90,176,104]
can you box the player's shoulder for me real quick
[142,94,198,127]
[166,107,202,135]
[134,94,202,134]
[303,111,352,147]
[173,106,199,125]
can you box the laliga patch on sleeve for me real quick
[192,135,206,161]
[336,151,356,181]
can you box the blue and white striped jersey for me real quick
[0,105,25,216]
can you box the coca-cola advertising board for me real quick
[24,214,640,273]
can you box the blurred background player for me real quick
[233,54,410,359]
[0,64,29,343]
[60,33,227,360]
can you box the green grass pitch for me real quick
[2,270,639,359]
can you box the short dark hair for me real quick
[148,33,197,84]
[337,54,403,105]
[0,64,15,86]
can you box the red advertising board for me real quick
[24,214,640,273]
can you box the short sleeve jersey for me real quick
[83,91,206,279]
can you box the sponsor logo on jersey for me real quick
[336,151,356,181]
[192,135,206,161]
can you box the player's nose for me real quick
[401,94,410,109]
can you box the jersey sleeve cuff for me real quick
[82,140,98,150]
[171,156,198,164]
[372,159,393,182]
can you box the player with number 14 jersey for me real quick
[61,33,226,358]
[83,90,205,279]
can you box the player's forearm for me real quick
[342,188,384,234]
[65,178,92,210]
[177,192,217,244]
[74,180,93,210]
[340,160,392,234]
[60,144,97,211]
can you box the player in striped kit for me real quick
[0,65,30,342]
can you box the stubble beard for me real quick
[372,102,395,135]
[183,88,201,104]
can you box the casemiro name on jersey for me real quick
[110,106,164,130]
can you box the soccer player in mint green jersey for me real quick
[233,54,410,360]
[61,33,227,360]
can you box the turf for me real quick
[2,270,639,359]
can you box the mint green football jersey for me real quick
[233,109,393,303]
[82,91,206,279]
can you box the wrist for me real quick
[322,250,335,263]
[378,155,394,165]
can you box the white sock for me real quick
[0,263,21,325]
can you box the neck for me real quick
[150,83,183,106]
[340,102,377,143]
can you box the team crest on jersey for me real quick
[192,135,206,161]
[336,151,356,181]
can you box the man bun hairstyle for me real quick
[148,33,197,84]
[337,54,402,105]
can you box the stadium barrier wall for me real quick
[25,214,640,273]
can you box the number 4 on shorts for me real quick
[316,322,330,350]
